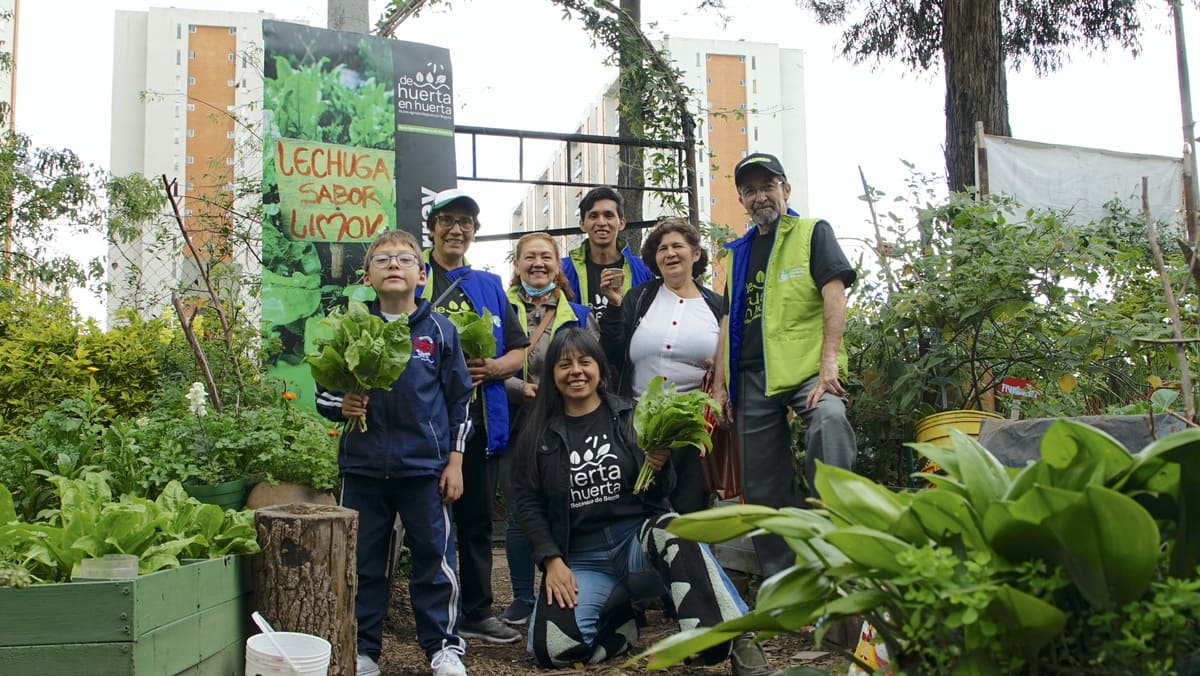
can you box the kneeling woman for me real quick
[510,329,768,673]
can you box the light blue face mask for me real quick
[522,280,557,298]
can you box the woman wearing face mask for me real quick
[497,232,599,627]
[602,218,725,514]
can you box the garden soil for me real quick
[377,548,849,675]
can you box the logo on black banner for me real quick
[397,61,453,120]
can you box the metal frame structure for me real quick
[453,124,697,243]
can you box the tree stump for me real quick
[255,503,358,676]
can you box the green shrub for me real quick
[846,185,1184,487]
[0,284,167,427]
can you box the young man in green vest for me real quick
[713,153,858,579]
[560,187,653,325]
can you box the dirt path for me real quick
[377,549,848,675]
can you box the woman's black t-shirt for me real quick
[564,405,644,536]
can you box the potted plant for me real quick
[637,421,1200,673]
[132,382,260,510]
[244,393,341,508]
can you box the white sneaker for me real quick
[430,642,467,676]
[356,653,382,676]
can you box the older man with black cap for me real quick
[712,153,858,579]
[420,188,528,645]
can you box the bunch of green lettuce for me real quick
[0,473,259,584]
[304,300,412,431]
[632,376,719,493]
[447,308,497,359]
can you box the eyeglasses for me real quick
[369,252,420,269]
[738,180,784,200]
[434,214,476,231]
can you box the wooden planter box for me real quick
[0,555,254,675]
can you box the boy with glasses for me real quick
[712,153,858,581]
[420,189,529,646]
[315,229,474,676]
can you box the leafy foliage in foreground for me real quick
[638,422,1200,674]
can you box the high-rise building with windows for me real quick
[0,0,21,292]
[0,0,17,130]
[108,8,273,325]
[511,37,807,249]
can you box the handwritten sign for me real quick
[274,138,396,242]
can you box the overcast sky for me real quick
[16,1,1200,322]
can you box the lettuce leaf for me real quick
[304,300,412,393]
[632,376,719,492]
[447,308,497,359]
[634,376,717,453]
[0,473,260,583]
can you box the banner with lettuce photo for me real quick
[261,20,456,407]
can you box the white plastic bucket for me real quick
[244,631,332,676]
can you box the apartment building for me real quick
[0,0,16,129]
[108,8,271,325]
[511,37,808,249]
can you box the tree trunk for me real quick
[255,504,359,676]
[942,0,1010,193]
[618,0,645,249]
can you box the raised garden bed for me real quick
[0,555,253,675]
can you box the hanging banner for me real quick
[261,20,456,405]
[979,134,1183,226]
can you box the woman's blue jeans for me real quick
[527,514,748,667]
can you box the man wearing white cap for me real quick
[713,153,858,580]
[420,188,528,645]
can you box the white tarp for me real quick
[980,134,1184,224]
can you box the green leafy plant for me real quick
[131,386,266,489]
[0,393,118,521]
[631,375,717,493]
[245,400,340,490]
[0,473,258,584]
[305,300,412,431]
[0,284,168,426]
[636,421,1200,674]
[446,308,497,360]
[847,176,1185,485]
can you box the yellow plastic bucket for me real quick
[913,410,1004,449]
[912,410,1003,475]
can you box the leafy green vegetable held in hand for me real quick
[632,376,719,493]
[447,308,497,360]
[304,300,412,431]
